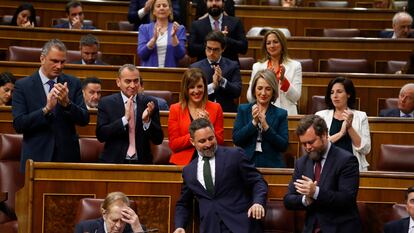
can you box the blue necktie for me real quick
[47,80,55,92]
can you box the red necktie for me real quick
[127,104,136,157]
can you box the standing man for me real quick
[188,0,248,62]
[54,1,96,29]
[174,118,268,233]
[379,12,414,38]
[380,83,414,117]
[96,64,163,164]
[284,115,361,233]
[190,31,241,112]
[12,39,89,172]
[81,77,102,110]
[384,186,414,233]
[72,34,107,65]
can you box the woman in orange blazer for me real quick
[168,68,224,165]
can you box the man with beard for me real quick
[188,0,248,62]
[173,118,268,233]
[81,77,101,110]
[284,115,361,233]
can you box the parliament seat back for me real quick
[263,200,295,232]
[314,1,349,7]
[151,140,172,165]
[385,60,406,74]
[323,28,360,37]
[310,95,327,114]
[295,58,315,72]
[322,58,370,73]
[239,57,256,70]
[377,144,414,172]
[79,137,104,163]
[144,90,173,106]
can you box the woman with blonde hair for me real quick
[247,29,302,115]
[168,68,224,165]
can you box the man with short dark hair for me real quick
[284,115,361,233]
[380,83,414,117]
[190,31,241,112]
[81,77,102,109]
[72,34,106,65]
[54,1,96,29]
[188,0,247,62]
[384,186,414,233]
[12,39,89,172]
[96,64,163,164]
[174,118,268,233]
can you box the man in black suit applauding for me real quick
[384,186,414,233]
[188,0,248,62]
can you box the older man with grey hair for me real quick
[380,12,414,38]
[12,38,89,172]
[380,83,414,117]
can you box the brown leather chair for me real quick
[151,140,172,165]
[0,134,24,233]
[118,21,134,31]
[323,58,370,73]
[377,144,414,172]
[385,60,406,74]
[74,198,137,224]
[79,138,104,163]
[310,95,327,114]
[323,28,361,37]
[295,58,315,72]
[8,46,41,62]
[385,98,399,109]
[239,57,255,70]
[263,200,295,233]
[314,1,349,7]
[143,90,172,106]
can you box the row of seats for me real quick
[6,45,407,73]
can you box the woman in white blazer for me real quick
[316,77,371,171]
[247,29,302,115]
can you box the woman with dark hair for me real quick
[233,69,288,168]
[168,68,224,165]
[137,0,186,67]
[247,29,302,115]
[0,72,16,106]
[316,77,371,171]
[11,2,37,27]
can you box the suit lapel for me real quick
[33,71,47,107]
[213,147,225,194]
[305,157,315,180]
[318,145,335,186]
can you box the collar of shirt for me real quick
[208,14,223,29]
[120,91,137,104]
[400,110,414,117]
[39,70,58,95]
[208,57,222,66]
[103,219,108,233]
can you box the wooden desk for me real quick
[15,161,414,233]
[1,62,413,116]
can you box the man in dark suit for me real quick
[54,1,96,29]
[127,0,183,31]
[96,64,163,164]
[384,186,414,233]
[380,83,414,117]
[284,115,361,233]
[188,0,248,62]
[379,12,414,38]
[12,39,89,172]
[174,118,268,233]
[190,31,241,112]
[75,192,145,233]
[71,34,107,65]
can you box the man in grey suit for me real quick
[380,83,414,117]
[284,115,361,233]
[384,186,414,233]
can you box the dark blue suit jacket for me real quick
[379,108,401,117]
[127,0,182,31]
[384,217,410,233]
[379,30,414,38]
[74,217,134,233]
[190,57,241,112]
[284,144,361,233]
[53,21,96,29]
[70,60,107,65]
[233,103,288,168]
[96,93,163,164]
[12,71,89,172]
[188,15,248,62]
[174,146,268,233]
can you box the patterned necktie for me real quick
[213,20,220,31]
[46,80,55,92]
[203,157,214,195]
[127,102,136,158]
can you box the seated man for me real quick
[74,191,145,233]
[379,12,414,38]
[54,1,96,29]
[380,83,414,117]
[82,77,102,110]
[72,34,107,65]
[384,186,414,233]
[190,31,241,112]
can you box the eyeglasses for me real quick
[205,46,221,53]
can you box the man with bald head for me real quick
[380,12,414,38]
[380,83,414,117]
